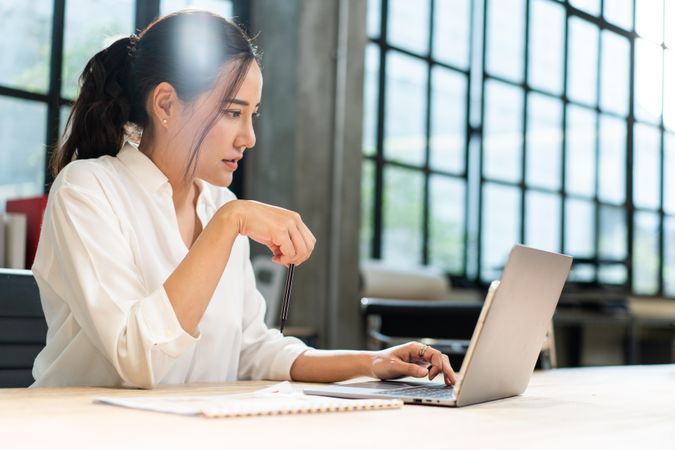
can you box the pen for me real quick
[279,264,295,334]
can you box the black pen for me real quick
[279,264,295,334]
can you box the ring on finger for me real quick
[418,344,429,358]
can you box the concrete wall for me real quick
[245,0,367,349]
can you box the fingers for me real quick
[272,228,297,265]
[237,202,313,266]
[427,351,443,380]
[442,354,457,385]
[392,360,428,378]
[274,221,312,266]
[288,224,308,262]
[298,221,317,257]
[413,342,457,386]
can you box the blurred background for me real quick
[1,0,674,370]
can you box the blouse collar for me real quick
[116,140,171,194]
[116,141,219,212]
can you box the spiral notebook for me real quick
[94,382,403,418]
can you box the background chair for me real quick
[360,261,558,370]
[0,268,45,387]
[251,255,286,328]
[252,255,318,346]
[360,261,483,369]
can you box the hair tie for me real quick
[127,34,139,59]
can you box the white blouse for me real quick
[31,141,308,388]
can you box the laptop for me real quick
[304,245,573,407]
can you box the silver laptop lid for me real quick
[454,245,572,407]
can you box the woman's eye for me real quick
[253,111,261,120]
[223,110,241,118]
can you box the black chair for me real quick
[0,269,46,387]
[361,297,483,370]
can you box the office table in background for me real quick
[0,365,672,450]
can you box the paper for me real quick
[4,213,26,269]
[94,382,403,418]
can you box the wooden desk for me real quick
[1,365,673,449]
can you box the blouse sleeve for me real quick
[237,238,310,380]
[35,174,198,388]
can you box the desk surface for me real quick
[1,365,673,450]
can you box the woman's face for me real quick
[170,61,262,188]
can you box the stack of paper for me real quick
[95,382,403,418]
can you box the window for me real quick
[360,0,471,275]
[363,0,675,298]
[0,1,54,208]
[0,0,242,211]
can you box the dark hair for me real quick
[52,10,260,176]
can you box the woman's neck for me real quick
[138,133,197,212]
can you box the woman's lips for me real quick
[223,159,238,171]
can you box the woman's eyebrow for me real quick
[224,99,261,107]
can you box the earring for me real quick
[162,119,167,125]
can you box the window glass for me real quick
[569,264,596,282]
[598,265,627,285]
[567,18,599,106]
[466,136,481,280]
[382,166,424,266]
[429,175,465,274]
[663,49,675,131]
[367,0,381,38]
[635,0,664,44]
[430,67,466,174]
[634,38,663,123]
[486,0,525,82]
[565,198,595,258]
[526,93,562,190]
[600,31,630,116]
[388,0,430,55]
[161,0,233,16]
[663,216,675,296]
[59,105,72,146]
[525,191,561,253]
[598,115,626,204]
[565,105,597,197]
[666,1,675,49]
[481,183,521,281]
[633,123,661,210]
[0,1,53,93]
[360,160,375,259]
[433,0,471,69]
[604,0,633,30]
[384,51,427,166]
[363,45,380,157]
[483,80,523,183]
[633,211,660,295]
[599,205,627,260]
[570,0,600,16]
[0,98,47,210]
[528,0,565,95]
[664,133,675,214]
[62,0,134,99]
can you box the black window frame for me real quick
[363,0,675,298]
[363,0,475,274]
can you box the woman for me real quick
[31,10,456,388]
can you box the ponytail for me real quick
[51,35,138,176]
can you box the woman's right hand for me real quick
[220,200,316,266]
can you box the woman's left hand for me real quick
[370,342,457,386]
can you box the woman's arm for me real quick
[290,342,457,386]
[163,207,239,334]
[164,199,316,335]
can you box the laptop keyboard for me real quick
[375,385,455,399]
